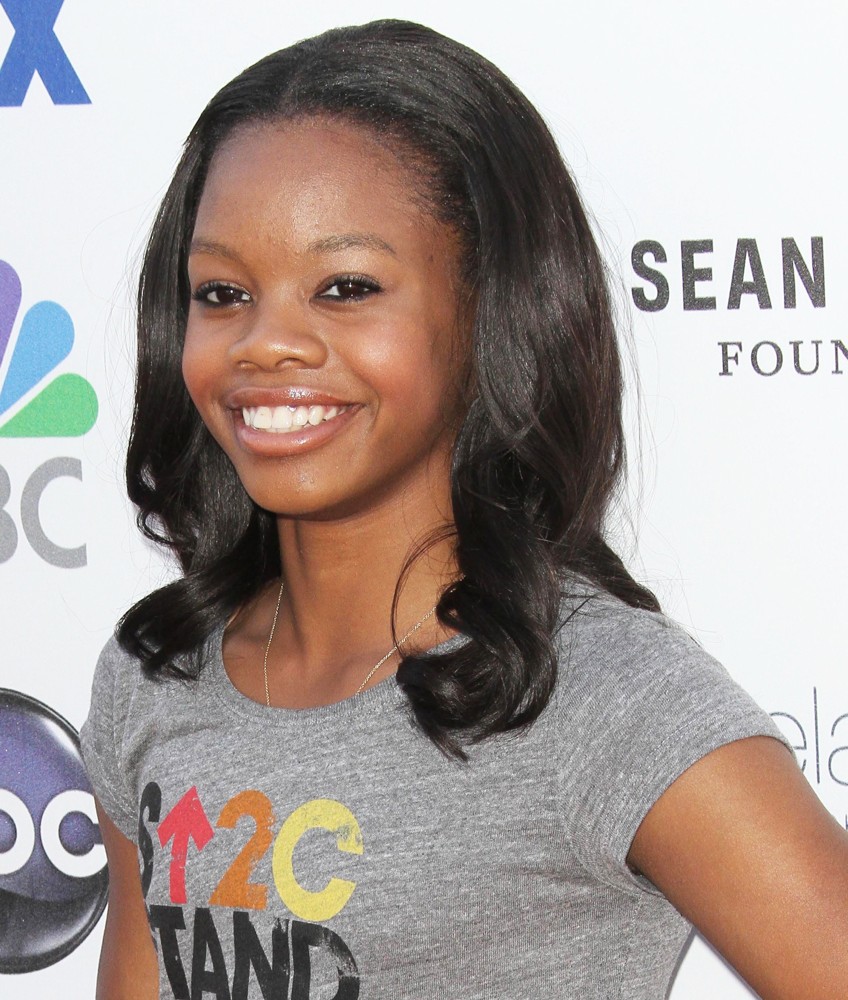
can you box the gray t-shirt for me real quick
[81,589,788,999]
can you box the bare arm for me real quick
[95,798,158,1000]
[629,735,848,1000]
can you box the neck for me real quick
[250,467,459,702]
[277,501,457,657]
[221,436,463,707]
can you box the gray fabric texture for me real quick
[81,587,789,999]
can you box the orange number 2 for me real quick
[210,790,275,910]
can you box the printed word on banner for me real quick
[0,689,108,973]
[629,236,842,378]
[0,259,97,568]
[0,0,90,106]
[771,690,848,829]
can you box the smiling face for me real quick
[183,119,471,521]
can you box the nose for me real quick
[231,298,328,371]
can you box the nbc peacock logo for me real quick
[0,260,97,437]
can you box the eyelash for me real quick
[317,274,382,301]
[191,282,250,307]
[191,275,382,307]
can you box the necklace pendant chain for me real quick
[353,604,438,695]
[262,579,285,708]
[262,578,438,707]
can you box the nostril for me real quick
[232,318,328,370]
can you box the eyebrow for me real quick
[189,232,398,260]
[307,232,397,257]
[189,239,242,261]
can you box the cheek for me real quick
[180,328,214,408]
[369,330,463,435]
[359,335,436,412]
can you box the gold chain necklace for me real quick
[262,579,438,707]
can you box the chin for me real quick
[243,481,363,522]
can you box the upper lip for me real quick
[225,386,355,408]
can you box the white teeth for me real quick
[242,404,348,433]
[253,406,272,429]
[271,406,293,430]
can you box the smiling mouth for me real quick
[241,404,351,433]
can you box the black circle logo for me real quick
[0,689,108,973]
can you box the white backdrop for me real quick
[0,0,844,996]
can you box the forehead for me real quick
[194,119,440,254]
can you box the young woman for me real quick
[81,19,848,1000]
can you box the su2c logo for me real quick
[0,689,107,973]
[141,785,362,999]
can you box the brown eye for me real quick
[319,275,381,301]
[193,283,251,306]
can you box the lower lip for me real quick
[233,405,361,457]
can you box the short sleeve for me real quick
[79,636,140,841]
[555,601,792,893]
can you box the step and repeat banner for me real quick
[0,1,844,997]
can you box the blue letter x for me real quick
[0,0,90,106]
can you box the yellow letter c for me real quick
[272,798,363,922]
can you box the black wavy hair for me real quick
[118,19,659,757]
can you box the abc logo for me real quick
[0,689,108,973]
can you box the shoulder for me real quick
[557,578,684,652]
[81,626,222,839]
[553,582,740,713]
[546,582,788,888]
[86,633,146,730]
[80,633,149,840]
[93,630,143,682]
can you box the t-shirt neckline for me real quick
[205,622,468,725]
